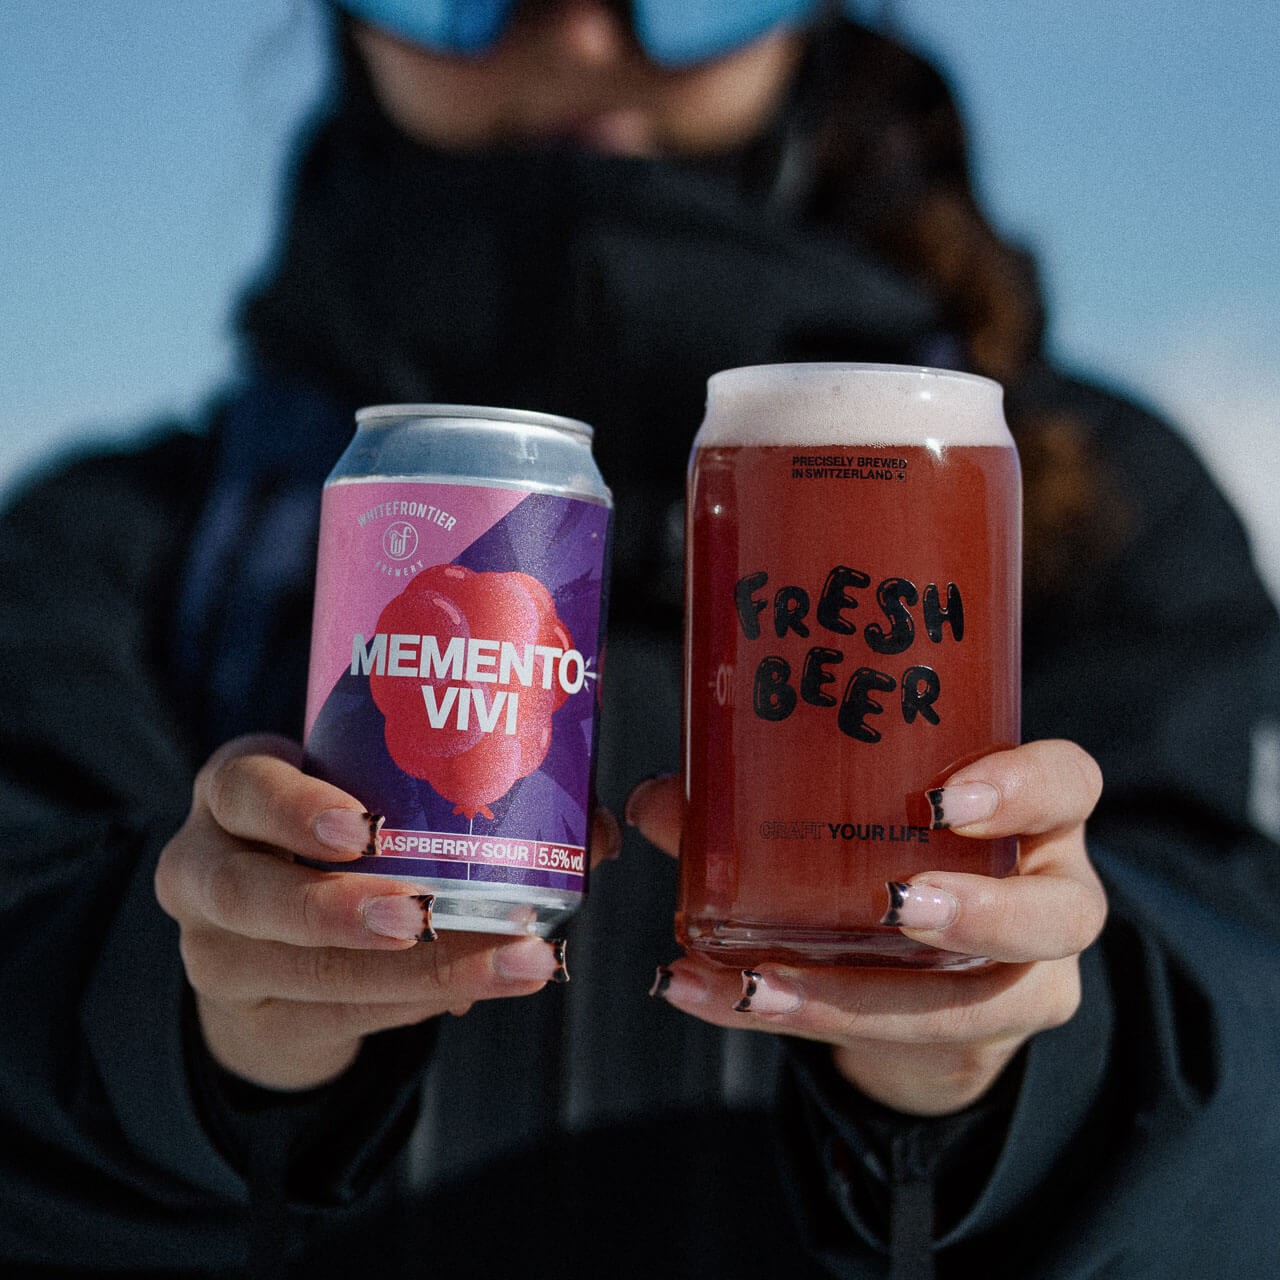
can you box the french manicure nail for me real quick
[494,937,569,984]
[733,969,803,1015]
[549,937,569,984]
[881,881,958,930]
[926,782,999,830]
[362,893,435,941]
[649,964,709,1005]
[315,809,381,854]
[414,894,437,941]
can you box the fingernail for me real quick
[594,807,623,860]
[649,964,709,1005]
[361,893,435,941]
[315,809,382,855]
[881,881,958,930]
[414,894,437,941]
[494,937,569,984]
[734,970,802,1015]
[624,773,674,827]
[549,937,569,983]
[926,783,999,830]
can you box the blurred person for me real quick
[1,2,1278,1277]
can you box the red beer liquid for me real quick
[679,366,1020,969]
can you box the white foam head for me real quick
[696,363,1009,448]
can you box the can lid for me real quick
[355,403,594,440]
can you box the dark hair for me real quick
[806,21,1129,599]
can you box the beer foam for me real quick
[697,364,1008,448]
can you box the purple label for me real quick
[304,480,610,895]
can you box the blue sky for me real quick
[3,0,1277,587]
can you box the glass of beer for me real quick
[679,364,1020,969]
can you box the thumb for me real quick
[624,774,682,856]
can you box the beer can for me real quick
[303,405,612,938]
[680,364,1020,969]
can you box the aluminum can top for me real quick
[330,403,610,507]
[354,403,594,440]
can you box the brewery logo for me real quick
[383,521,419,561]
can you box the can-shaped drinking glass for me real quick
[680,364,1020,969]
[304,404,612,938]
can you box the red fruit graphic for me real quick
[369,564,576,820]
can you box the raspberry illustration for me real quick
[369,563,578,820]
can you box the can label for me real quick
[304,479,610,895]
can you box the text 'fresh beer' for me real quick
[733,568,964,741]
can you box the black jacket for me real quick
[2,358,1279,1278]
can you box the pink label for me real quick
[303,478,611,894]
[305,480,526,736]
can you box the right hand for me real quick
[155,734,614,1090]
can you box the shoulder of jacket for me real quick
[1017,362,1216,499]
[0,421,218,602]
[3,423,212,531]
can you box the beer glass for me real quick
[679,364,1020,969]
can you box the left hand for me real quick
[626,739,1106,1116]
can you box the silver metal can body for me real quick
[304,405,613,937]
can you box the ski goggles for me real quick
[335,0,824,67]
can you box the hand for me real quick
[627,740,1106,1116]
[155,734,619,1090]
